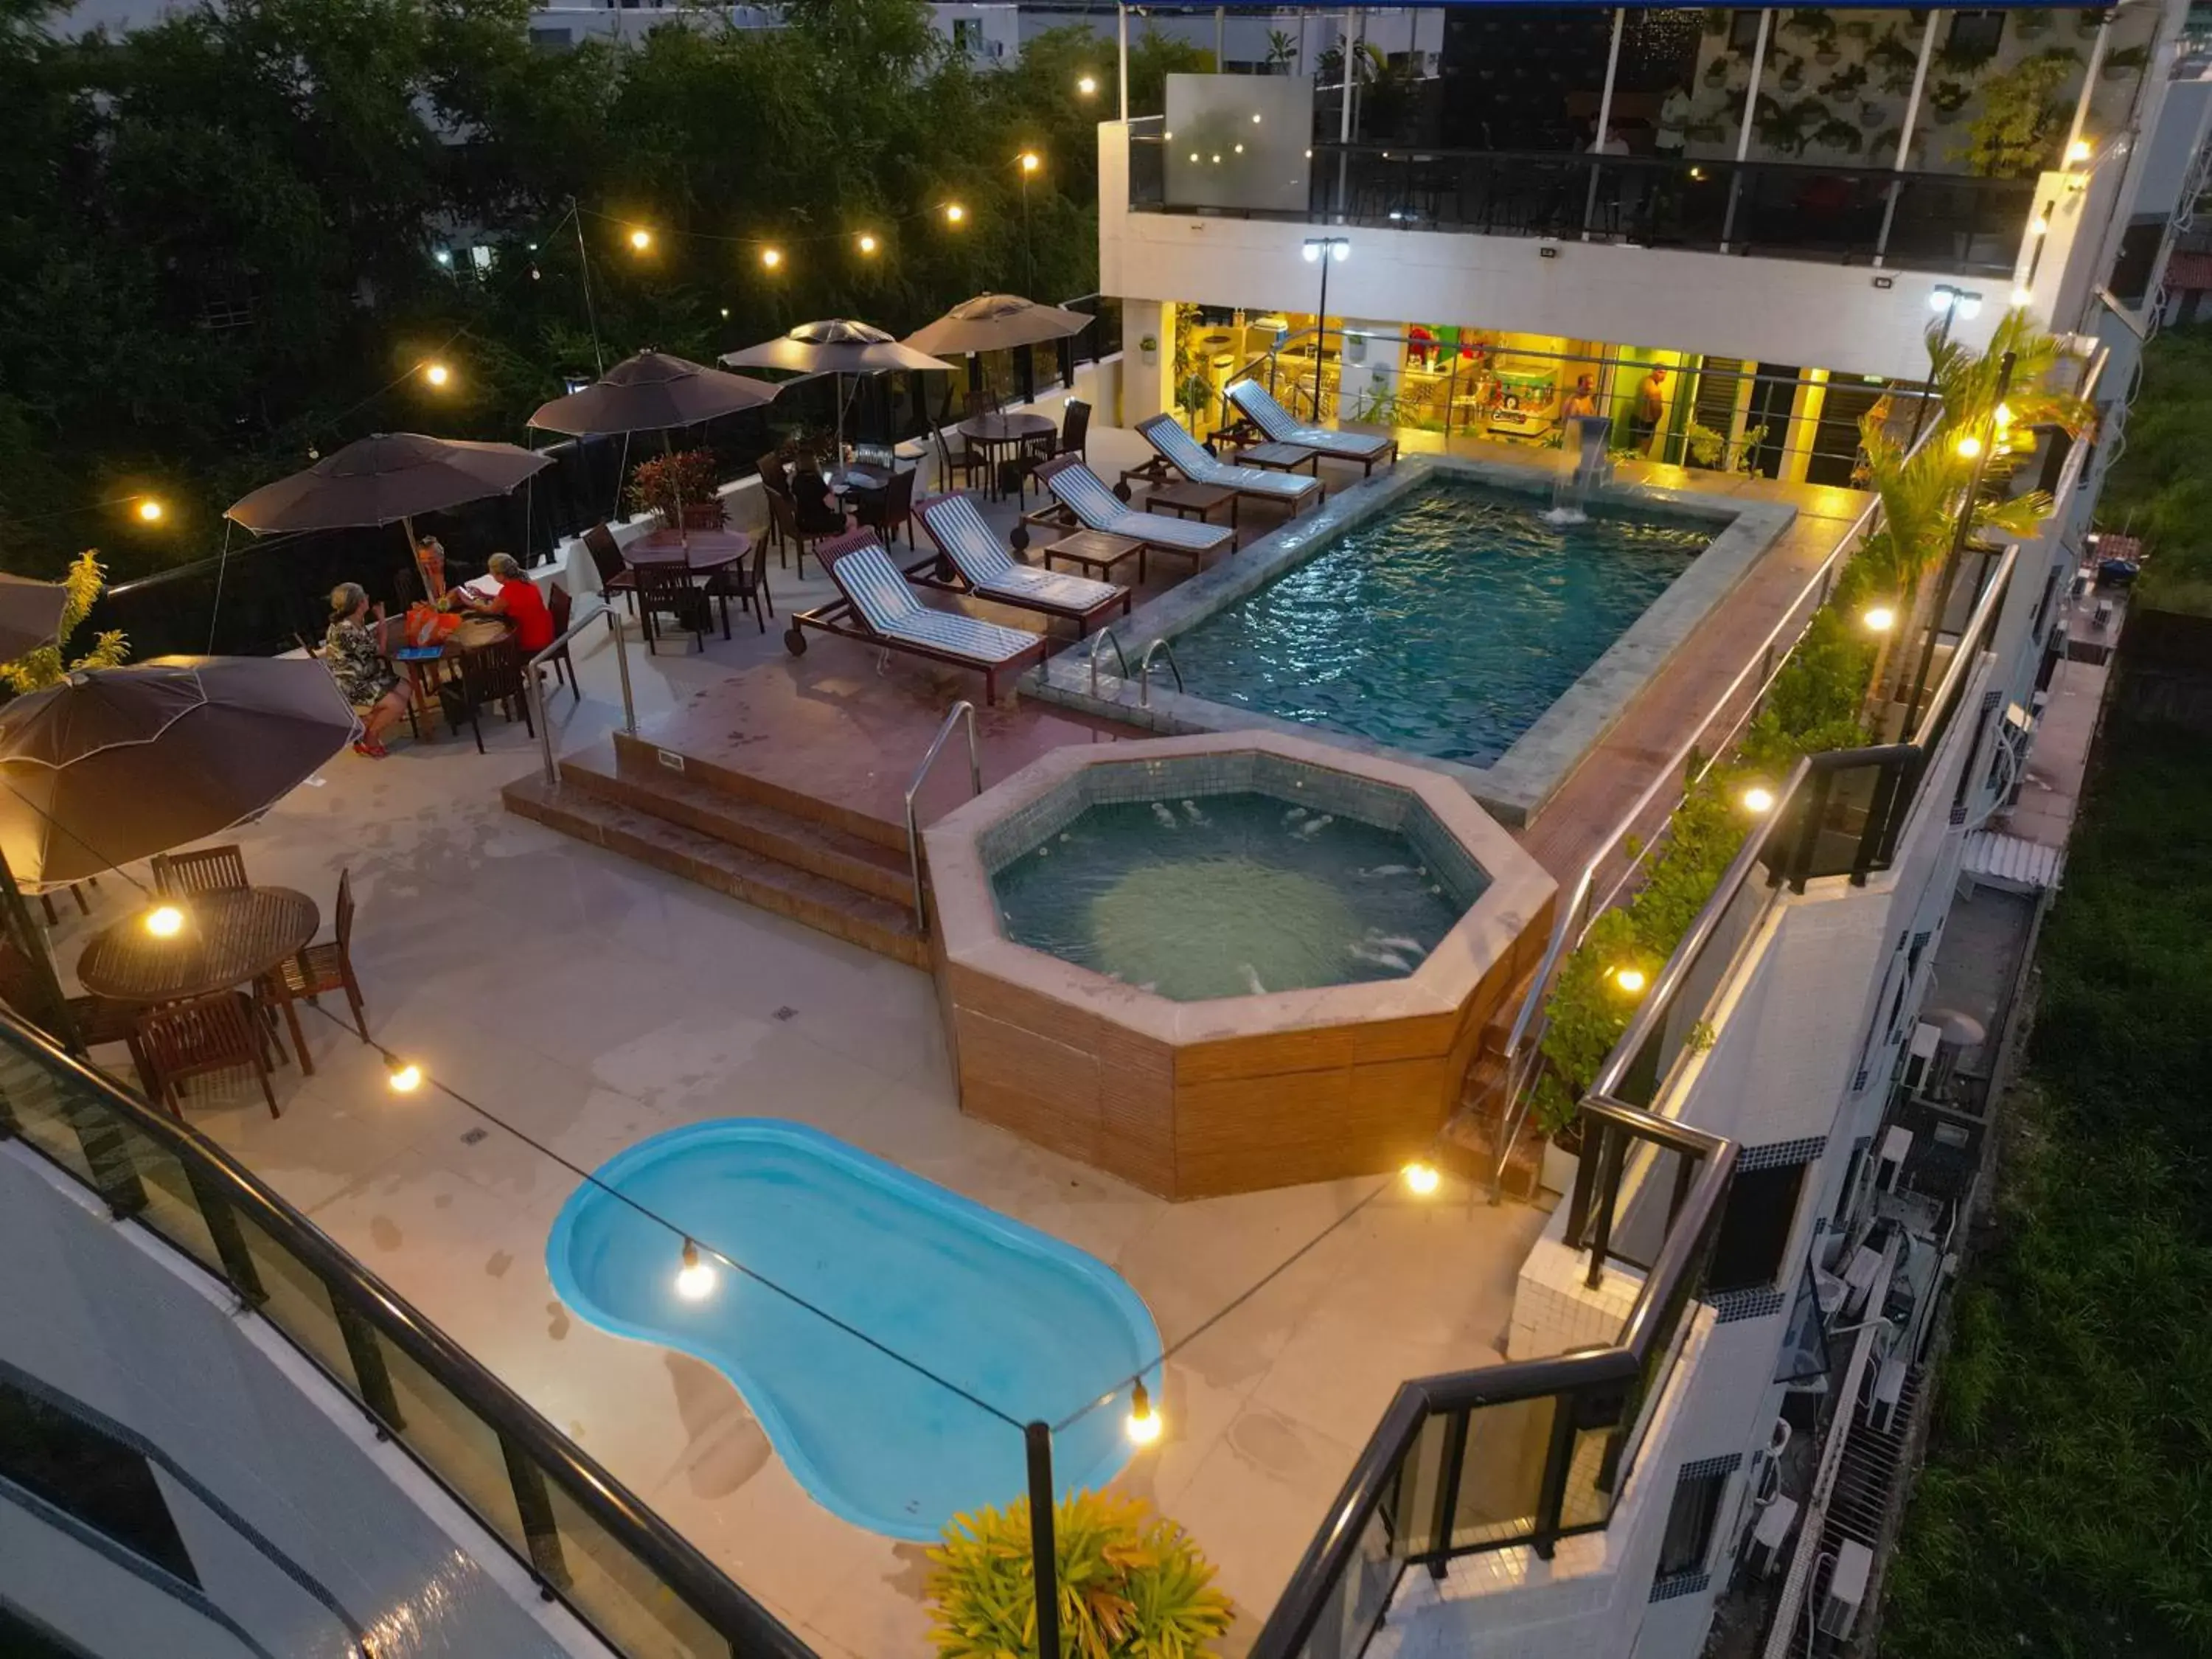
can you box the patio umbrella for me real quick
[721,321,954,459]
[0,574,70,664]
[902,293,1092,358]
[528,351,779,534]
[0,657,358,886]
[226,433,552,598]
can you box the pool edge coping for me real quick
[1027,454,1798,826]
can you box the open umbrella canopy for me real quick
[0,657,358,885]
[902,293,1093,357]
[0,574,70,664]
[224,434,553,533]
[721,319,954,378]
[527,350,781,437]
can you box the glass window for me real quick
[1655,1466,1728,1579]
[1708,1161,1809,1294]
[0,1377,197,1586]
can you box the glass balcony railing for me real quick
[0,1012,813,1659]
[1128,125,2037,278]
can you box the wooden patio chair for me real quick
[261,868,369,1071]
[704,535,773,635]
[135,990,279,1119]
[0,939,154,1092]
[543,582,582,704]
[635,561,709,655]
[152,844,249,898]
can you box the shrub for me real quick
[625,448,722,525]
[927,1489,1233,1659]
[0,550,128,695]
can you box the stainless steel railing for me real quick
[525,597,636,788]
[902,701,982,936]
[1137,637,1183,709]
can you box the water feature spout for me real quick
[1547,414,1613,525]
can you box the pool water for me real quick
[991,790,1473,1000]
[1168,477,1710,766]
[546,1121,1159,1540]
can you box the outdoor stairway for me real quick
[1438,981,1549,1205]
[501,736,929,968]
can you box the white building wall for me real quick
[0,1144,603,1659]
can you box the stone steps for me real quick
[501,746,929,968]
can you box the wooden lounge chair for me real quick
[783,529,1048,704]
[1029,456,1234,567]
[914,493,1129,636]
[1131,414,1324,516]
[1225,378,1400,475]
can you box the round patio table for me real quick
[956,412,1055,500]
[77,886,320,1004]
[624,528,751,573]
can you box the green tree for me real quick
[0,551,128,693]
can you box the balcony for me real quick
[1128,123,2037,279]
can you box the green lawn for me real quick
[1879,709,2212,1657]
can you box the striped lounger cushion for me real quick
[1227,380,1396,460]
[1045,464,1228,550]
[922,496,1121,614]
[832,540,1037,662]
[1138,417,1313,500]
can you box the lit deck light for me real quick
[2030,213,2050,237]
[1863,605,1896,633]
[1612,966,1648,996]
[1742,786,1777,815]
[2011,285,2034,307]
[387,1061,423,1094]
[1955,434,1983,460]
[145,904,184,938]
[2067,138,2093,164]
[1402,1161,1441,1196]
[1126,1380,1162,1445]
[675,1239,717,1301]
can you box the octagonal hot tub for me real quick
[925,732,1557,1200]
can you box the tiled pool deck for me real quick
[54,421,1867,1656]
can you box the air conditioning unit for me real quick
[1818,1540,1874,1640]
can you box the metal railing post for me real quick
[904,701,982,936]
[499,1431,573,1594]
[1138,637,1183,708]
[1529,1384,1582,1560]
[610,605,637,736]
[1025,1422,1062,1658]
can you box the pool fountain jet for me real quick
[1546,414,1613,526]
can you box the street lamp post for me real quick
[1908,284,1982,447]
[1302,236,1349,422]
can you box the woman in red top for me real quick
[465,553,555,653]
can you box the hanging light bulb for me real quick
[422,361,451,389]
[1402,1161,1441,1196]
[387,1061,423,1094]
[627,226,653,252]
[1126,1380,1162,1445]
[675,1239,717,1301]
[144,904,184,938]
[857,232,879,255]
[944,203,966,225]
[759,246,783,270]
[135,498,166,524]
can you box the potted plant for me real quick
[1869,29,1920,94]
[1776,52,1806,92]
[1138,333,1159,365]
[1813,116,1866,153]
[1820,61,1868,105]
[1703,7,1731,36]
[1757,95,1830,155]
[1787,8,1842,64]
[2076,7,2109,38]
[1704,55,1733,88]
[1860,99,1888,129]
[1957,50,2079,177]
[928,1490,1234,1659]
[625,448,721,527]
[1930,80,1972,125]
[1841,17,1875,45]
[2015,8,2053,38]
[2104,44,2149,80]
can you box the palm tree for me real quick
[1265,28,1297,72]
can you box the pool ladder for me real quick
[1088,627,1183,712]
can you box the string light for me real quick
[144,904,184,938]
[1863,605,1896,633]
[1019,150,1041,175]
[675,1239,717,1301]
[422,361,451,389]
[627,226,653,252]
[1741,786,1776,815]
[1126,1380,1161,1445]
[857,232,879,256]
[1612,966,1648,996]
[1955,434,1983,460]
[1402,1161,1441,1195]
[387,1061,423,1094]
[1077,74,1097,96]
[759,246,783,270]
[943,203,966,226]
[135,498,165,524]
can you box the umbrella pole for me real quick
[664,430,689,552]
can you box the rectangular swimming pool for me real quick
[1035,456,1795,823]
[1166,475,1709,768]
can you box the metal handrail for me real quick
[1087,626,1130,699]
[1484,413,1951,1198]
[525,598,633,787]
[1137,637,1183,709]
[0,1009,813,1658]
[902,700,982,935]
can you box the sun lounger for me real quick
[783,529,1046,703]
[1030,456,1234,565]
[1224,379,1400,476]
[914,493,1130,636]
[1133,414,1324,515]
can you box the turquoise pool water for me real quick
[546,1121,1160,1539]
[1168,477,1710,766]
[992,790,1472,1000]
